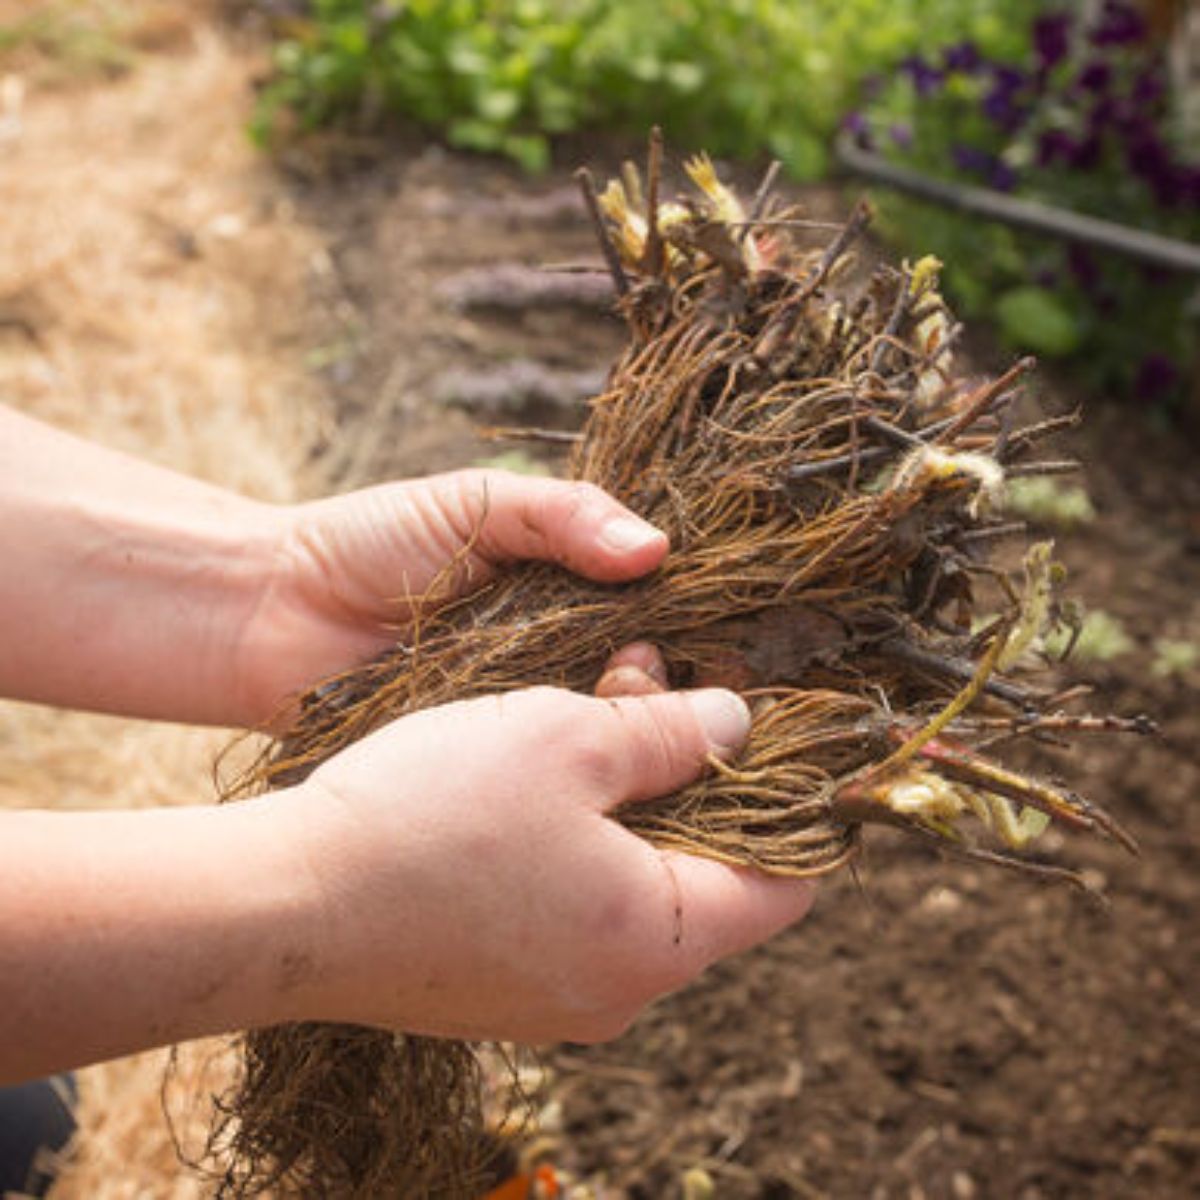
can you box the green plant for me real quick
[471,449,552,476]
[1006,477,1096,527]
[1044,608,1133,663]
[1151,638,1198,678]
[0,2,136,78]
[252,1,1037,179]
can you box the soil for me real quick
[8,8,1197,1197]
[291,148,1200,1200]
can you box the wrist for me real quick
[0,402,288,724]
[263,775,415,1029]
[91,490,286,727]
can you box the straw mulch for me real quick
[207,139,1147,1198]
[0,17,329,1196]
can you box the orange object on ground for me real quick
[481,1164,560,1200]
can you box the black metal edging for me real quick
[835,134,1200,276]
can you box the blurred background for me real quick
[0,1,1196,1196]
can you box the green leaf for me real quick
[768,128,827,181]
[502,132,550,172]
[446,40,489,75]
[472,450,552,476]
[477,87,521,122]
[663,61,704,92]
[447,117,505,151]
[994,287,1082,357]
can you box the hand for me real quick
[595,641,670,698]
[236,470,668,725]
[280,685,815,1044]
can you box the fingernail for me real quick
[687,689,752,757]
[599,516,664,554]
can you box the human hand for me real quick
[595,641,670,698]
[235,471,668,725]
[278,685,815,1044]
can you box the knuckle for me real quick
[545,481,607,535]
[445,466,496,509]
[562,480,607,511]
[542,694,625,789]
[512,689,622,782]
[567,722,624,791]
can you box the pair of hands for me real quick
[246,470,815,1043]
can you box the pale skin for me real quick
[0,405,815,1084]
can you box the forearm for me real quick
[0,406,282,725]
[0,798,317,1084]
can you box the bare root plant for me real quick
[204,134,1148,1197]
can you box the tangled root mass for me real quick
[205,142,1147,1197]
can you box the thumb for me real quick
[457,473,669,581]
[591,691,816,974]
[663,852,818,969]
[589,688,752,810]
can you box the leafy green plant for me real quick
[1151,638,1198,678]
[1006,477,1096,527]
[1044,608,1133,663]
[252,1,1038,180]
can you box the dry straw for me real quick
[0,27,329,1195]
[208,135,1147,1197]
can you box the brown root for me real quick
[204,141,1144,1197]
[206,1026,495,1199]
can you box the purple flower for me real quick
[990,64,1026,93]
[981,63,1029,130]
[943,41,982,74]
[1037,129,1077,167]
[888,121,913,149]
[840,109,873,149]
[1131,68,1165,110]
[1126,131,1172,190]
[1135,353,1178,399]
[982,87,1027,132]
[1033,13,1072,70]
[1034,266,1059,289]
[1071,135,1102,170]
[1088,95,1121,135]
[1153,172,1185,207]
[989,160,1018,192]
[1090,1,1146,48]
[1066,244,1099,289]
[951,143,993,176]
[1184,167,1200,209]
[1077,60,1113,94]
[900,55,944,96]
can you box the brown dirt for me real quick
[5,6,1197,1197]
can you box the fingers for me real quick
[447,471,669,582]
[595,641,668,698]
[581,689,813,976]
[587,688,751,808]
[662,852,817,968]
